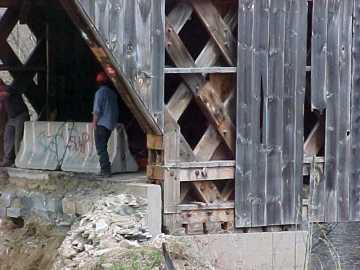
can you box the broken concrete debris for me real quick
[55,194,153,268]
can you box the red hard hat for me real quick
[96,71,110,85]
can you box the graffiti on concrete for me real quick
[68,131,94,154]
[37,124,95,165]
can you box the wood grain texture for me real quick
[311,0,328,110]
[350,0,360,221]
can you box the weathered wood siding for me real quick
[310,0,354,223]
[76,0,165,129]
[236,0,307,227]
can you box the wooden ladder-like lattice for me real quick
[160,0,238,234]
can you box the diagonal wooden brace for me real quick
[165,18,236,154]
[191,0,237,66]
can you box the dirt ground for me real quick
[0,218,67,270]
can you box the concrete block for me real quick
[0,207,7,217]
[46,197,63,213]
[61,123,138,174]
[296,231,308,269]
[11,198,24,209]
[15,122,67,171]
[7,207,27,218]
[31,192,47,212]
[62,197,76,215]
[177,231,308,270]
[272,232,296,270]
[239,232,273,270]
[75,198,94,216]
[125,183,162,238]
[21,196,33,209]
[0,192,14,207]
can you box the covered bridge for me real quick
[0,0,358,234]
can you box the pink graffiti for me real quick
[68,132,92,154]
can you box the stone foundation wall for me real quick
[0,169,161,238]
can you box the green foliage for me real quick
[108,249,162,270]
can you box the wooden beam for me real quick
[0,8,19,42]
[165,18,236,154]
[0,65,45,71]
[165,67,236,74]
[178,208,234,224]
[167,2,193,34]
[164,111,223,207]
[167,83,192,122]
[304,121,325,156]
[164,163,235,182]
[193,126,222,161]
[166,8,237,160]
[191,0,237,66]
[221,181,234,201]
[59,0,162,135]
[177,202,234,211]
[0,0,20,7]
[147,134,163,150]
[192,182,222,203]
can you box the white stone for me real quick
[119,239,140,248]
[62,247,78,259]
[95,219,109,232]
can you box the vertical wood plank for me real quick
[282,0,306,225]
[282,0,297,225]
[294,0,307,224]
[324,0,341,223]
[311,0,328,111]
[123,0,137,89]
[236,0,255,227]
[251,0,270,227]
[310,162,326,222]
[151,0,165,129]
[336,0,352,222]
[135,0,152,108]
[350,0,360,220]
[110,0,125,71]
[266,0,286,226]
[282,0,307,225]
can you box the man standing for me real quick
[0,79,29,167]
[92,72,119,177]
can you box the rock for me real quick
[62,197,76,215]
[119,239,140,248]
[101,263,114,270]
[62,247,78,259]
[57,193,154,269]
[95,219,109,233]
[84,244,93,251]
[73,241,85,252]
[94,248,118,257]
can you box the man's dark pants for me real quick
[95,125,112,174]
[3,112,29,164]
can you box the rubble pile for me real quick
[54,194,154,269]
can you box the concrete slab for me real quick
[177,231,307,270]
[16,122,67,170]
[273,232,296,270]
[15,122,139,174]
[61,123,138,174]
[125,183,162,238]
[7,207,27,218]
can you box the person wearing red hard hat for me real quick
[0,79,29,167]
[92,71,119,177]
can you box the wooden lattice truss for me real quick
[0,3,45,112]
[153,0,238,233]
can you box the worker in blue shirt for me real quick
[92,72,119,177]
